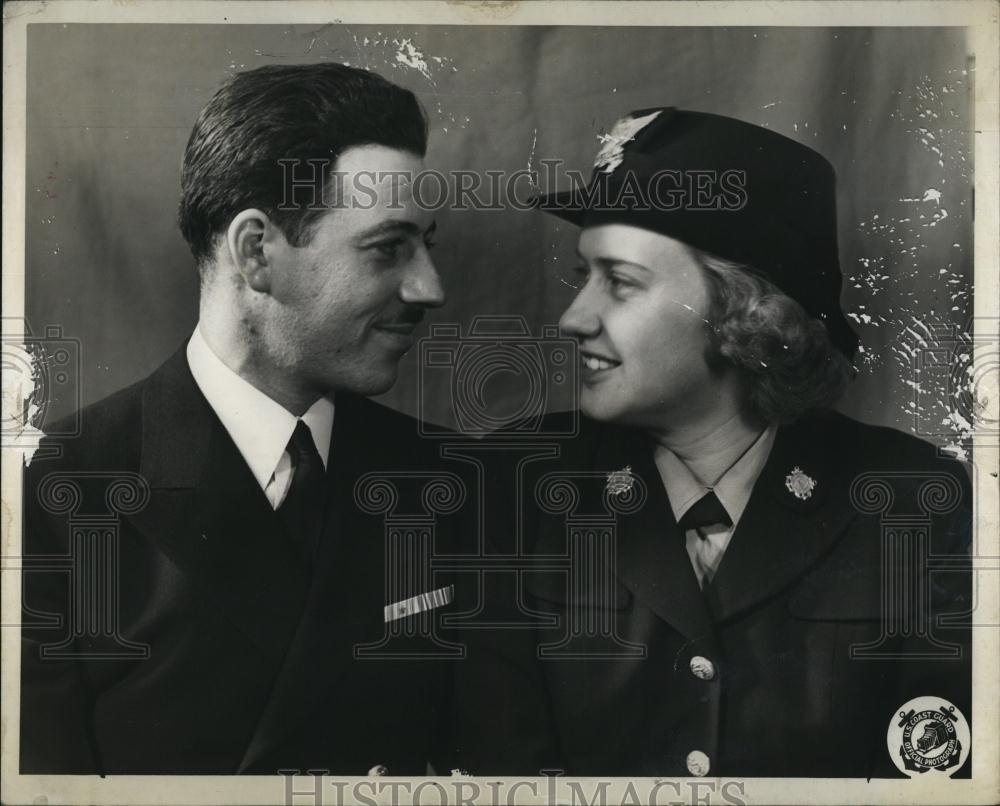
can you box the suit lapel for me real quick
[593,422,717,643]
[238,394,388,772]
[706,416,860,623]
[126,348,310,668]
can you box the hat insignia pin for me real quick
[606,465,635,497]
[593,110,662,174]
[785,466,817,501]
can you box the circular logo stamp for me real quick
[887,696,970,776]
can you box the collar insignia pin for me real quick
[606,465,635,497]
[593,110,662,174]
[785,466,817,501]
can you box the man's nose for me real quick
[400,248,446,308]
[559,286,601,339]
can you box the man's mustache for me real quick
[375,308,426,328]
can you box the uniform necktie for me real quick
[671,430,765,588]
[678,491,732,589]
[677,490,732,533]
[277,420,327,569]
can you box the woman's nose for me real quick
[559,289,601,339]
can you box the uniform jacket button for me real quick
[368,764,388,776]
[686,750,711,777]
[689,655,716,680]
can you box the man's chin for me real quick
[340,365,400,398]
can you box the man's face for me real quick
[261,145,443,399]
[559,223,725,430]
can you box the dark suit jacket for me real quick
[21,345,466,775]
[453,410,973,777]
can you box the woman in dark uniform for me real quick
[453,108,972,778]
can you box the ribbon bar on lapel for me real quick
[384,585,454,623]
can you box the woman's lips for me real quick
[580,350,621,379]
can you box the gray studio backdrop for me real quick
[25,24,973,441]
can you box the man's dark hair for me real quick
[178,63,428,269]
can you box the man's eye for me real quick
[372,239,404,259]
[424,238,437,251]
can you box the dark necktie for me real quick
[677,490,733,534]
[277,420,327,569]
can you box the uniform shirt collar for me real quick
[654,426,777,529]
[186,325,335,491]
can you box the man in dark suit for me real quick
[453,108,973,778]
[21,63,464,775]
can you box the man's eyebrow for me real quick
[356,219,437,240]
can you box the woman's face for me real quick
[559,223,730,430]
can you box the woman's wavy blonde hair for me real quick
[690,248,855,424]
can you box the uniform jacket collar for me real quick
[586,412,859,636]
[705,413,859,622]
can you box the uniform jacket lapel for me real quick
[237,393,389,772]
[125,348,311,700]
[591,423,716,644]
[706,416,861,623]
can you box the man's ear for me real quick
[226,209,274,293]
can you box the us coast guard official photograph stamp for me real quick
[2,1,998,805]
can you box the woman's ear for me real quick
[226,209,272,293]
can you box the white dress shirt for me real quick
[654,427,777,588]
[186,325,335,510]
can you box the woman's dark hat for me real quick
[538,107,859,359]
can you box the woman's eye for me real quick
[608,273,639,295]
